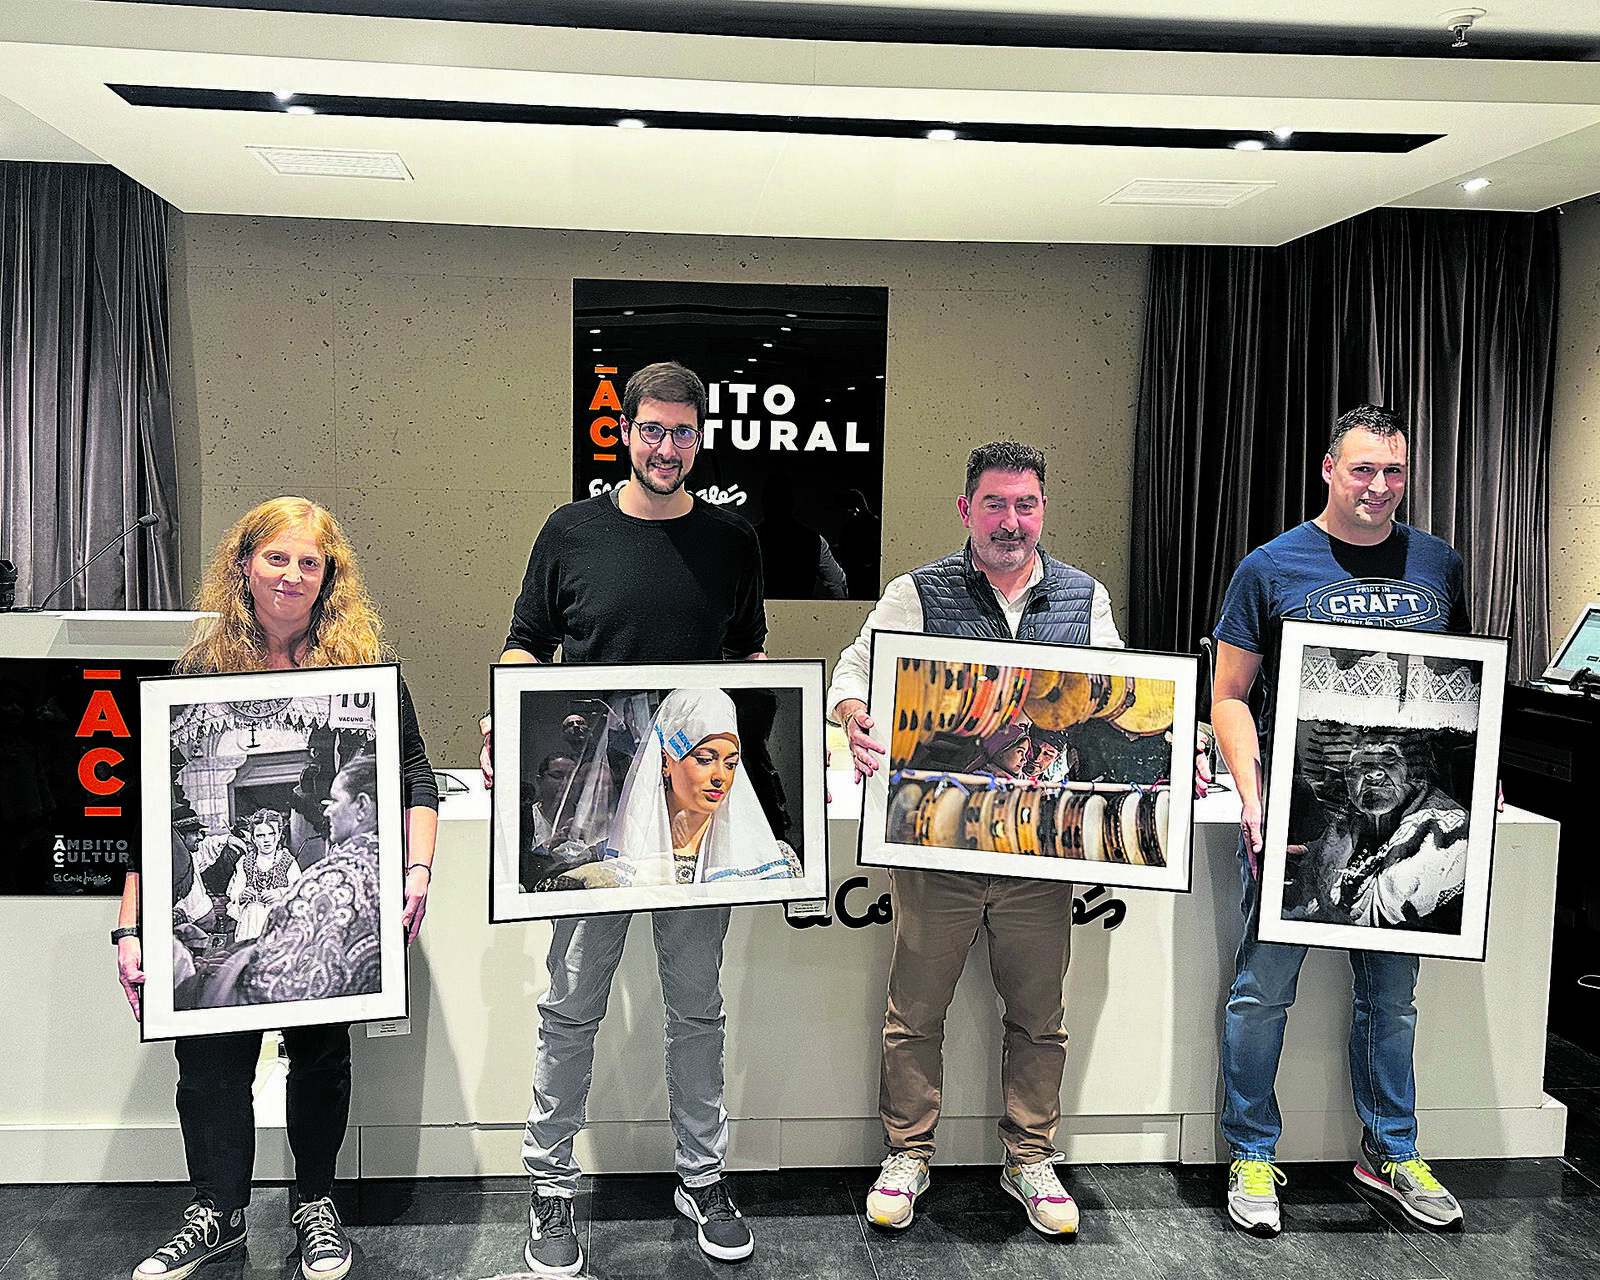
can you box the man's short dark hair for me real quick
[965,441,1046,499]
[333,754,378,806]
[623,361,708,425]
[1329,404,1406,460]
[536,753,575,778]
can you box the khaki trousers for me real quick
[880,868,1074,1164]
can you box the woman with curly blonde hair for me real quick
[181,496,385,673]
[112,496,439,1280]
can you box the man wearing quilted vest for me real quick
[828,441,1123,1238]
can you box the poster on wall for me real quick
[572,278,888,600]
[859,631,1198,892]
[137,664,409,1040]
[490,660,828,921]
[0,657,173,896]
[1257,620,1507,961]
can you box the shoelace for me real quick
[1017,1153,1072,1200]
[533,1195,576,1237]
[876,1153,927,1192]
[156,1204,221,1261]
[694,1181,740,1222]
[1230,1159,1287,1196]
[1384,1157,1445,1193]
[291,1197,345,1257]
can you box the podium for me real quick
[0,610,204,659]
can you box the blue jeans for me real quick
[1220,840,1421,1162]
[523,907,731,1195]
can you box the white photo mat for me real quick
[1257,620,1507,961]
[138,664,408,1039]
[858,630,1198,892]
[490,660,829,922]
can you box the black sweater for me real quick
[505,494,766,664]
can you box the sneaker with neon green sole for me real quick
[1353,1145,1464,1229]
[1226,1158,1285,1237]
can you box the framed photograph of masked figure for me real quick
[489,660,828,922]
[858,630,1199,892]
[1257,621,1508,961]
[138,664,409,1040]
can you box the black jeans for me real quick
[173,1022,352,1212]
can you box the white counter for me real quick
[0,771,1564,1181]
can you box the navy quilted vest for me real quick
[910,544,1095,643]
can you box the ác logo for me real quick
[1305,579,1443,628]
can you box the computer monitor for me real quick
[1544,602,1600,683]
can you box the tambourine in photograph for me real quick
[490,660,828,921]
[859,631,1198,891]
[137,664,410,1040]
[1257,621,1507,961]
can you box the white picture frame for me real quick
[138,664,408,1040]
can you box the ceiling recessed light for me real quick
[286,105,316,116]
[1461,176,1491,193]
[762,342,773,348]
[926,128,958,141]
[1273,127,1295,141]
[616,118,646,129]
[273,89,295,103]
[786,313,797,318]
[1231,138,1266,151]
[592,347,601,352]
[589,328,600,334]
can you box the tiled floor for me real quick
[6,1035,1599,1280]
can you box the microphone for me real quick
[24,513,160,611]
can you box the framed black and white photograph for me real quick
[490,661,828,921]
[1258,621,1508,961]
[859,631,1199,892]
[137,664,409,1040]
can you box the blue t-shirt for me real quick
[1214,520,1469,758]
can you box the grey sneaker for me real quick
[1353,1145,1464,1229]
[674,1178,754,1262]
[132,1201,246,1279]
[524,1191,584,1277]
[1226,1158,1285,1237]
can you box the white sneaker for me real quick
[1001,1153,1079,1236]
[865,1152,931,1229]
[1227,1158,1286,1236]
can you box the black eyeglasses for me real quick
[628,419,701,449]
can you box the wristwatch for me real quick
[110,926,139,945]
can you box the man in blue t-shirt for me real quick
[1211,404,1469,1239]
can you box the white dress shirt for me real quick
[827,553,1124,719]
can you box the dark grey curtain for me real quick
[1131,207,1557,685]
[2,162,180,609]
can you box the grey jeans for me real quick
[523,906,732,1194]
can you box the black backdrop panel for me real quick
[572,279,888,601]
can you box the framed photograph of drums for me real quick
[1257,621,1507,961]
[489,660,828,921]
[859,631,1199,892]
[137,664,410,1041]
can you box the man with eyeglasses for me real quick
[482,360,766,1276]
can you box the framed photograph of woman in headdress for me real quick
[138,664,409,1039]
[858,630,1199,892]
[489,661,828,921]
[1256,621,1508,961]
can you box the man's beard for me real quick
[973,532,1030,572]
[634,456,687,496]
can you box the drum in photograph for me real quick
[1110,679,1176,737]
[931,662,980,736]
[979,667,1032,741]
[965,787,1004,852]
[917,784,971,849]
[988,788,1028,855]
[1034,788,1060,857]
[1133,787,1170,867]
[1089,675,1137,721]
[1024,670,1094,729]
[892,657,944,764]
[955,665,1004,737]
[886,780,927,844]
[1014,788,1042,856]
[1055,791,1106,862]
[1100,791,1142,865]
